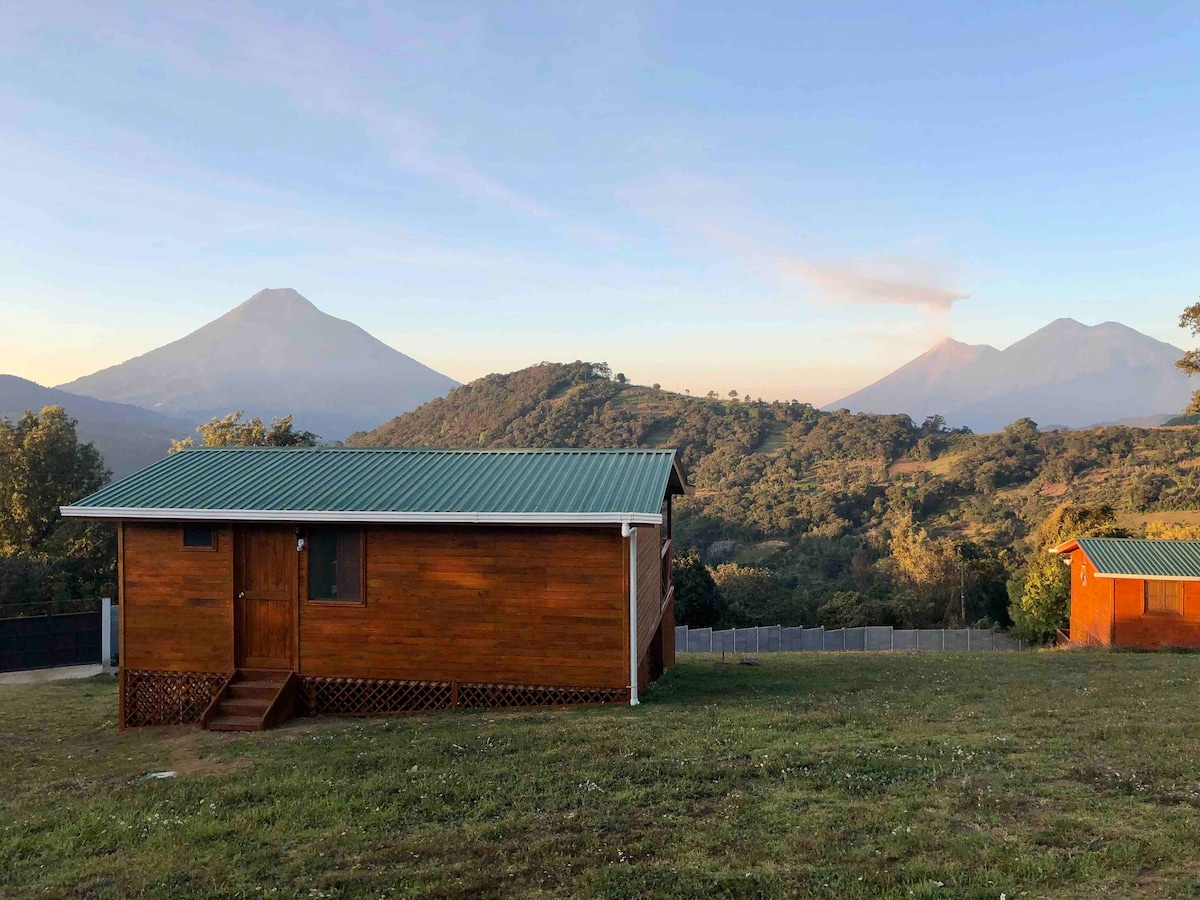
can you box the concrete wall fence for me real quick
[676,624,1026,654]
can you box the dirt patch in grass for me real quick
[1039,480,1069,497]
[160,729,253,779]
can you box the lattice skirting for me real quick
[456,682,628,709]
[299,678,453,716]
[122,669,229,728]
[298,676,628,716]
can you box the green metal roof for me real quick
[1067,538,1200,580]
[61,447,687,525]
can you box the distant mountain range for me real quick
[7,303,1196,481]
[0,375,186,477]
[827,318,1196,432]
[57,288,458,443]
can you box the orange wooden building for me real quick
[1052,537,1200,648]
[62,448,689,730]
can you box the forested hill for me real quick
[351,361,1200,631]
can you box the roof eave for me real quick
[59,506,663,526]
[669,453,694,497]
[1050,539,1082,555]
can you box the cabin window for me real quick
[1145,580,1183,615]
[182,525,216,551]
[307,528,363,603]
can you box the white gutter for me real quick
[59,506,662,526]
[623,522,639,707]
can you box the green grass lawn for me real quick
[4,652,1200,898]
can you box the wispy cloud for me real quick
[778,260,968,311]
[622,169,970,329]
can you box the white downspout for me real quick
[623,522,639,706]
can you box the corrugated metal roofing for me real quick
[1068,538,1200,579]
[61,447,685,524]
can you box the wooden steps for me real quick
[202,669,298,732]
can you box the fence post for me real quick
[101,597,113,670]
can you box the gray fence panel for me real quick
[968,629,993,651]
[893,629,917,651]
[687,627,713,653]
[676,624,1025,653]
[760,626,782,653]
[917,629,944,651]
[944,629,969,651]
[865,626,892,651]
[801,627,824,651]
[993,632,1020,651]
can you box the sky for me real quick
[2,1,1199,405]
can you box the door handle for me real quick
[238,591,245,599]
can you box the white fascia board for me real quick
[1092,571,1200,582]
[59,506,662,526]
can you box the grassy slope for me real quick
[5,655,1200,898]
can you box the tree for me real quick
[817,591,900,627]
[920,414,948,434]
[0,406,115,607]
[1009,503,1124,642]
[1146,521,1200,540]
[171,412,319,452]
[886,509,963,625]
[0,407,108,553]
[1178,299,1200,413]
[614,373,627,384]
[651,383,661,390]
[672,549,722,627]
[710,562,797,626]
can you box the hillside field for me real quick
[5,653,1200,898]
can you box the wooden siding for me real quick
[637,524,664,659]
[634,524,669,690]
[299,525,627,688]
[1068,552,1114,646]
[1113,578,1200,648]
[661,591,675,670]
[122,522,234,672]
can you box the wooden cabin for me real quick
[1052,537,1200,648]
[62,447,690,730]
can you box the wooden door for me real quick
[235,526,295,670]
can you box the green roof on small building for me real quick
[62,447,689,526]
[1054,537,1200,580]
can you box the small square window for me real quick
[182,525,216,550]
[1145,580,1183,615]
